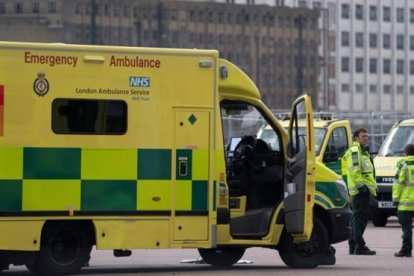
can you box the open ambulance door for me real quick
[283,94,316,241]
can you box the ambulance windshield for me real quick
[378,126,414,157]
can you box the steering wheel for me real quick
[233,136,257,160]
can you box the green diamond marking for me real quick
[188,114,197,125]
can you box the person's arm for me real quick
[392,162,405,205]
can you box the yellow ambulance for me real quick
[0,41,337,274]
[371,118,414,226]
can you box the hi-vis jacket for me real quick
[392,156,414,211]
[343,142,377,196]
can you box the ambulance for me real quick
[0,41,344,275]
[371,118,414,226]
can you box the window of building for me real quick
[410,86,414,94]
[383,6,391,22]
[342,83,350,93]
[397,59,404,74]
[370,84,377,93]
[298,0,307,7]
[104,4,110,16]
[341,57,350,72]
[396,34,404,50]
[341,4,350,19]
[410,35,414,50]
[369,33,377,48]
[341,31,350,46]
[0,2,5,13]
[369,5,377,21]
[397,85,404,94]
[410,9,414,23]
[383,34,391,49]
[32,1,39,13]
[313,1,321,9]
[383,84,391,94]
[355,58,364,73]
[355,84,364,93]
[396,7,405,23]
[48,1,57,13]
[355,32,364,47]
[15,2,23,13]
[355,4,363,20]
[410,60,414,74]
[369,58,377,73]
[52,99,127,135]
[383,59,391,74]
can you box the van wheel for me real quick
[28,222,91,276]
[371,211,387,227]
[278,218,330,268]
[198,247,245,266]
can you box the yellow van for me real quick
[371,118,414,226]
[0,41,333,274]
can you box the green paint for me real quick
[138,149,171,180]
[326,160,342,175]
[315,194,331,208]
[316,181,346,207]
[176,149,192,180]
[81,180,136,211]
[23,148,80,179]
[0,180,22,211]
[188,114,197,125]
[192,180,208,211]
[213,181,216,211]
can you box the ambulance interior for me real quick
[220,101,284,238]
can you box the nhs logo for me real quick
[129,77,150,87]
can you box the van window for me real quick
[52,99,127,135]
[325,127,349,158]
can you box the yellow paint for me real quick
[174,180,192,210]
[81,149,137,180]
[192,149,209,180]
[94,220,169,249]
[0,147,23,179]
[22,180,81,211]
[137,180,171,210]
[0,220,43,250]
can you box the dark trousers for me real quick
[398,210,414,252]
[349,190,370,248]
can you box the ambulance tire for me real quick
[27,222,91,276]
[198,247,245,266]
[371,210,387,227]
[278,218,329,268]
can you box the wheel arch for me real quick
[41,220,96,246]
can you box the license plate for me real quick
[378,201,394,208]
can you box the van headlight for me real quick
[335,179,349,202]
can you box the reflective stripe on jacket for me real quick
[392,156,414,211]
[343,141,377,196]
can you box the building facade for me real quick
[0,0,319,110]
[284,0,414,113]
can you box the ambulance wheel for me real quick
[278,218,329,268]
[371,211,387,227]
[28,222,91,276]
[198,247,245,266]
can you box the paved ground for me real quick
[3,217,412,275]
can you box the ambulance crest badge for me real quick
[33,72,49,96]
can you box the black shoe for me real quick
[354,245,376,255]
[349,246,355,255]
[394,251,412,257]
